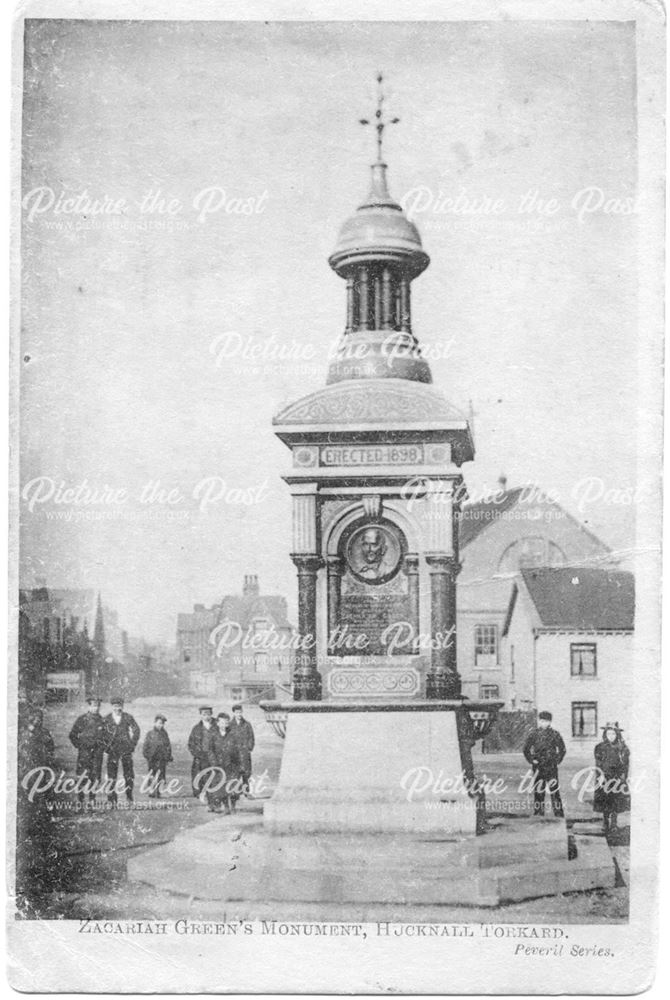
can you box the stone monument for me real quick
[263,75,500,836]
[129,81,619,912]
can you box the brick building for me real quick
[177,575,295,703]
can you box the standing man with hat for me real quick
[523,710,566,818]
[103,697,141,806]
[187,706,217,798]
[69,695,105,807]
[228,704,255,796]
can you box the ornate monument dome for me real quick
[323,74,436,385]
[274,73,474,468]
[328,161,429,278]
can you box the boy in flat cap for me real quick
[228,703,255,796]
[187,706,216,798]
[103,697,140,806]
[142,714,173,798]
[69,695,105,807]
[523,710,566,817]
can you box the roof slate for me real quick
[520,566,635,630]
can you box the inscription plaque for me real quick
[321,444,424,466]
[329,517,419,657]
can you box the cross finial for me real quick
[359,72,400,163]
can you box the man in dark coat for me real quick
[228,704,255,795]
[103,697,140,806]
[593,722,630,835]
[69,696,105,806]
[187,706,217,798]
[208,712,243,814]
[142,714,173,798]
[523,710,566,817]
[20,707,56,772]
[17,708,57,894]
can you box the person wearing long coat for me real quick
[187,706,217,798]
[593,723,630,834]
[523,710,566,817]
[69,696,105,804]
[228,704,255,794]
[103,698,141,805]
[209,713,243,814]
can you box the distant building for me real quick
[176,604,221,694]
[501,566,634,749]
[18,585,131,699]
[457,483,615,703]
[18,586,95,703]
[177,576,295,702]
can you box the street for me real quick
[16,698,629,922]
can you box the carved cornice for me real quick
[274,379,470,428]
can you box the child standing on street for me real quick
[142,714,173,798]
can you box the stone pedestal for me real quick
[128,814,617,913]
[262,701,480,835]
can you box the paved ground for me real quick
[14,698,629,922]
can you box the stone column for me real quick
[399,277,410,332]
[404,554,420,639]
[345,275,355,333]
[326,555,343,650]
[381,268,393,329]
[425,555,461,699]
[358,267,369,330]
[291,554,323,701]
[373,272,382,329]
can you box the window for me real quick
[571,643,597,677]
[253,652,268,673]
[572,701,597,737]
[474,625,498,665]
[481,684,500,700]
[498,537,566,574]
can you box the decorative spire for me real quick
[359,72,400,165]
[93,592,106,657]
[326,75,431,384]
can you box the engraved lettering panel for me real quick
[320,444,424,466]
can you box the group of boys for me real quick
[68,697,254,811]
[187,704,255,813]
[69,695,142,806]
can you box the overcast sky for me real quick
[20,19,638,642]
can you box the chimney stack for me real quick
[243,574,260,598]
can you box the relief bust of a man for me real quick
[345,522,403,584]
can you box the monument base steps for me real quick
[128,815,616,909]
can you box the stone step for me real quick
[128,820,613,908]
[167,815,570,871]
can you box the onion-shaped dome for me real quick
[328,163,429,278]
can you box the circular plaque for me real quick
[343,519,405,585]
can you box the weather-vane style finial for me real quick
[359,72,400,163]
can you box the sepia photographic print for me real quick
[7,0,664,993]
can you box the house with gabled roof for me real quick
[501,566,634,749]
[456,481,616,704]
[177,575,295,703]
